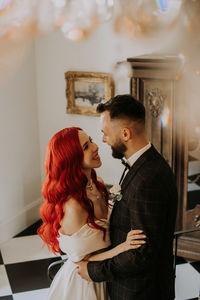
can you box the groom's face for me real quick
[100,111,127,159]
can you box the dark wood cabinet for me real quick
[127,54,200,260]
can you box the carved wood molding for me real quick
[145,87,166,118]
[131,78,137,98]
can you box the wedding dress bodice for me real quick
[58,219,111,262]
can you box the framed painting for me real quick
[65,71,114,116]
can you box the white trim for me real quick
[0,197,43,245]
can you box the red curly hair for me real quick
[38,127,108,254]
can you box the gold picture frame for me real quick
[65,71,114,116]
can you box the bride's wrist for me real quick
[118,242,127,253]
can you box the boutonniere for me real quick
[109,184,122,203]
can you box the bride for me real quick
[38,127,146,300]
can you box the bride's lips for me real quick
[93,154,101,161]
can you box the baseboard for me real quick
[0,197,43,245]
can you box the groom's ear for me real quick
[122,127,131,141]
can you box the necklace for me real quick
[86,181,93,191]
[86,184,102,201]
[86,180,102,201]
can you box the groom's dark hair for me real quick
[97,94,145,127]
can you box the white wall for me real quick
[35,23,122,185]
[0,46,41,244]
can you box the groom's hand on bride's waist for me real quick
[75,261,92,281]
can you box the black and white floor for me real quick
[0,221,200,300]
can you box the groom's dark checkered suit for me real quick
[88,145,178,300]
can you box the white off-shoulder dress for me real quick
[47,216,111,300]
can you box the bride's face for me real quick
[78,130,102,170]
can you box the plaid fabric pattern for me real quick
[88,145,178,300]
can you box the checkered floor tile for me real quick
[0,220,199,299]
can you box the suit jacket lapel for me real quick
[110,145,156,217]
[121,157,146,192]
[121,145,156,191]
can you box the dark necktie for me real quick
[119,159,130,185]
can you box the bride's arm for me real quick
[87,230,146,261]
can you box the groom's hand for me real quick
[76,261,92,281]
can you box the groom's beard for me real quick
[111,139,127,159]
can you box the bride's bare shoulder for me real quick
[60,197,88,236]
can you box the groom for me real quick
[77,94,178,300]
